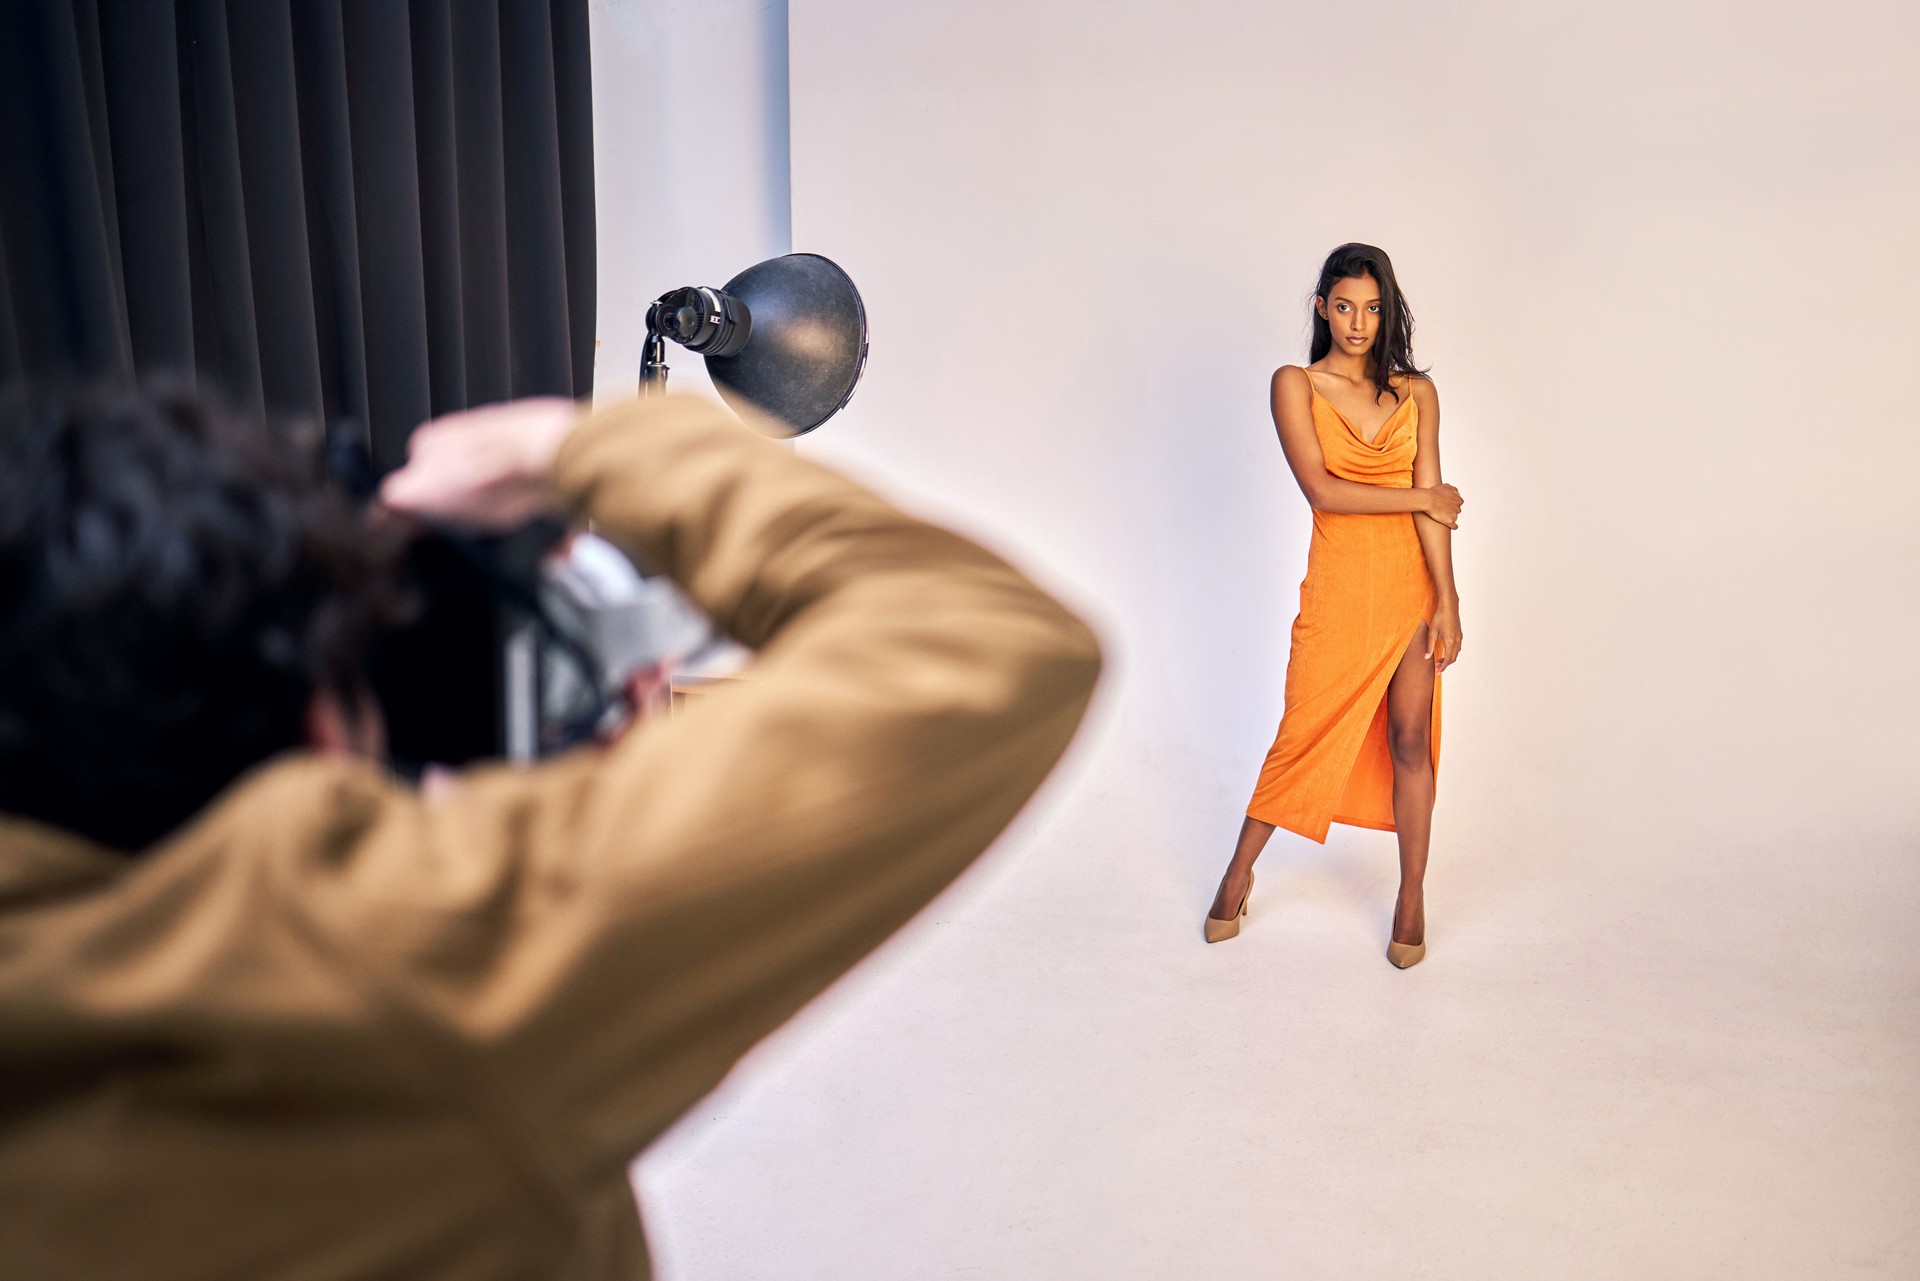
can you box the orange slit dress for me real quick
[1245,374,1441,842]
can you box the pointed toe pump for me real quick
[1386,937,1426,969]
[1204,871,1254,944]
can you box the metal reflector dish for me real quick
[703,253,868,437]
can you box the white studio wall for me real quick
[624,2,1920,1278]
[588,0,791,407]
[785,0,1920,864]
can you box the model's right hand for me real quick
[379,397,585,531]
[1423,483,1463,528]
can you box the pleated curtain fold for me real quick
[0,0,596,470]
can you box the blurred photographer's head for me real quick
[0,380,408,852]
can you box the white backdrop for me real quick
[627,2,1920,1276]
[787,0,1920,865]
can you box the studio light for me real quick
[641,253,868,437]
[648,286,750,358]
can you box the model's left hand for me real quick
[1427,603,1463,674]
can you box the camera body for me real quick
[330,422,727,770]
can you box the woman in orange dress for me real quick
[1204,243,1463,967]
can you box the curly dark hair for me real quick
[0,380,408,852]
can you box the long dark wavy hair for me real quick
[1308,242,1429,404]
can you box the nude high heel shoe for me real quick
[1204,871,1254,944]
[1386,935,1426,968]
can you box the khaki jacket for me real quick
[0,396,1102,1279]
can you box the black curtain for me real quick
[0,0,597,765]
[0,0,596,472]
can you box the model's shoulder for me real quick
[1400,371,1438,401]
[1272,363,1315,388]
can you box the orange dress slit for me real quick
[1245,375,1442,843]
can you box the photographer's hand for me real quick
[377,397,582,531]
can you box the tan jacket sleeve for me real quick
[321,395,1102,1181]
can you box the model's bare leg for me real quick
[1208,816,1276,921]
[1385,620,1437,946]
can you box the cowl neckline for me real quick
[1305,374,1417,450]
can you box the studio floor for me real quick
[631,752,1920,1279]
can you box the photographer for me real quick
[0,385,1102,1278]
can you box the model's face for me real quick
[1318,274,1381,357]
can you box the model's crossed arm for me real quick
[1268,364,1461,526]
